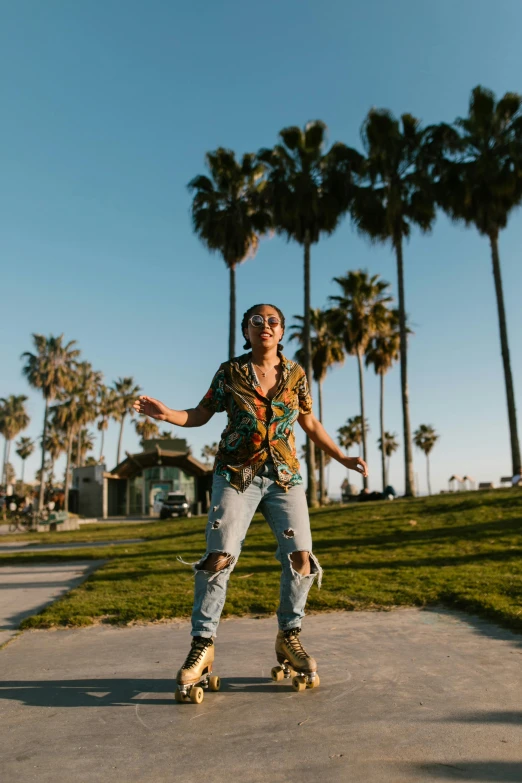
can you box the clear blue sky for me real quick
[2,0,522,497]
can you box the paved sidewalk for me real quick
[0,561,105,647]
[1,608,521,782]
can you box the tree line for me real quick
[0,336,156,512]
[188,85,522,503]
[286,281,439,501]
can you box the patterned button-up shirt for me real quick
[198,351,313,492]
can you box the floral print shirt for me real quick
[198,351,313,492]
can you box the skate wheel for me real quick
[307,674,320,689]
[174,687,185,703]
[271,666,284,682]
[190,686,204,704]
[291,675,306,693]
[208,675,221,692]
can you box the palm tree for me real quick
[365,308,402,492]
[413,424,439,495]
[43,422,67,487]
[352,110,436,496]
[201,443,218,465]
[337,423,357,454]
[329,270,392,489]
[96,384,118,464]
[21,334,80,510]
[4,462,15,487]
[71,363,102,468]
[35,459,53,488]
[289,308,344,504]
[338,415,369,457]
[112,377,141,466]
[135,417,160,447]
[15,436,34,485]
[435,86,522,477]
[377,431,399,489]
[0,395,30,493]
[338,415,368,490]
[71,428,95,467]
[258,122,362,507]
[53,393,84,512]
[188,148,271,359]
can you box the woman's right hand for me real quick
[133,395,171,421]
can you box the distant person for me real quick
[134,303,368,702]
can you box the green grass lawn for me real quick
[2,489,521,633]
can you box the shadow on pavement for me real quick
[436,710,522,724]
[417,761,522,781]
[0,676,286,707]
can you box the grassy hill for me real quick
[3,489,521,632]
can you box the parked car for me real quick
[160,492,192,519]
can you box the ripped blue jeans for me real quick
[185,462,322,639]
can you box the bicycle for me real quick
[7,513,34,533]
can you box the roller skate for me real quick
[271,628,320,692]
[175,636,220,704]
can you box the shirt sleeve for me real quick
[198,367,227,413]
[296,370,313,414]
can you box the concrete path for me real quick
[1,608,521,782]
[0,561,105,647]
[0,538,144,554]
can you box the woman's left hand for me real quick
[341,456,369,477]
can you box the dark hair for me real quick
[241,303,285,350]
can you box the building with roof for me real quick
[71,438,213,519]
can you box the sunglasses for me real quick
[249,315,281,328]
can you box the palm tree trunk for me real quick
[4,439,12,493]
[489,233,521,476]
[380,372,386,493]
[394,237,415,496]
[229,263,236,360]
[38,398,50,511]
[303,233,317,507]
[77,429,82,468]
[99,420,105,463]
[386,455,390,487]
[1,438,6,489]
[21,458,26,485]
[1,438,7,518]
[117,414,126,466]
[64,428,73,513]
[317,379,326,504]
[426,454,431,496]
[356,348,368,490]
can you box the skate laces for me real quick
[283,629,309,659]
[181,637,213,669]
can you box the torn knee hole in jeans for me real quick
[211,519,221,529]
[198,551,235,572]
[283,528,295,539]
[177,551,235,581]
[287,551,323,589]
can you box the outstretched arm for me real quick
[133,396,214,428]
[298,412,368,478]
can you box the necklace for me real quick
[253,362,270,378]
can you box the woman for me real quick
[134,303,368,701]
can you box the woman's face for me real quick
[244,305,284,351]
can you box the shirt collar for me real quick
[239,348,292,390]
